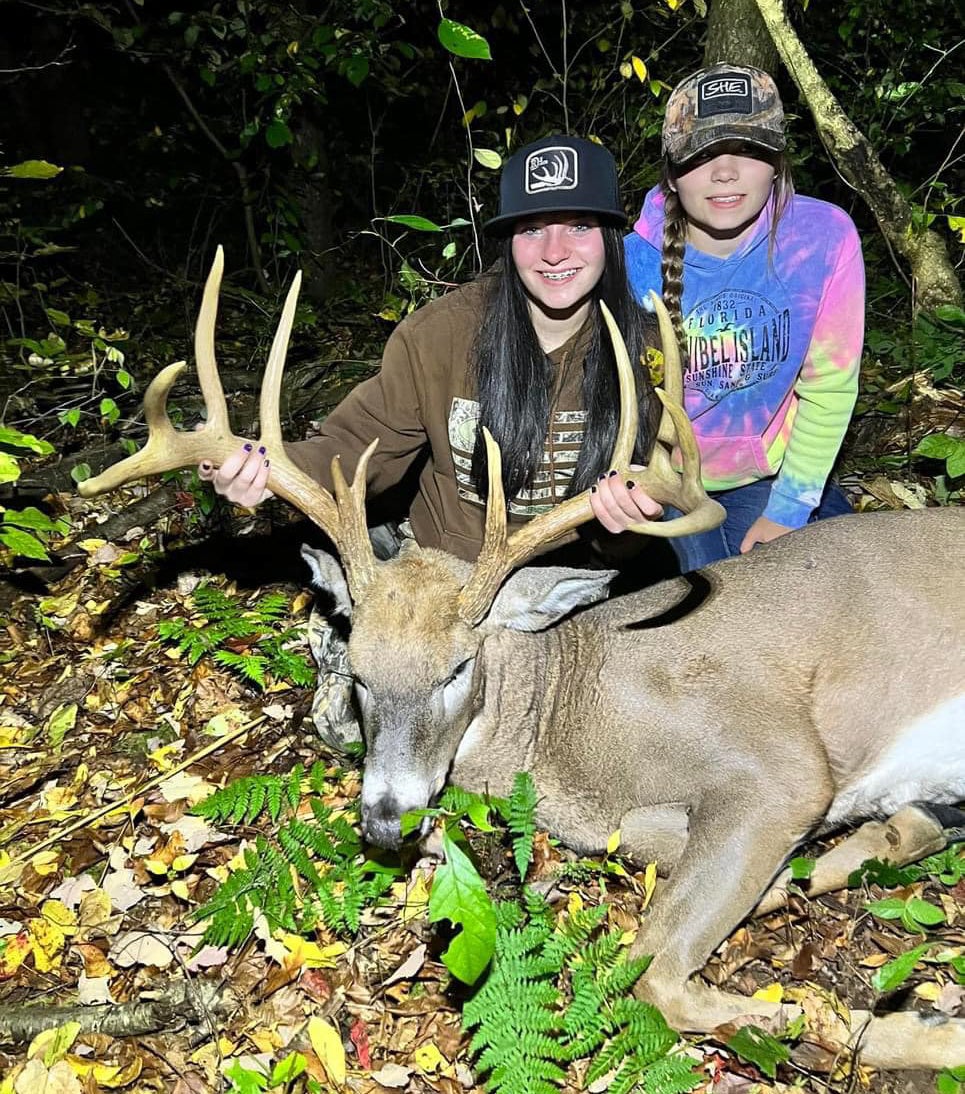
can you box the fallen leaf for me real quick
[102,868,146,913]
[383,943,426,986]
[369,1062,411,1087]
[77,975,114,1005]
[350,1018,372,1069]
[14,1058,82,1094]
[933,982,965,1015]
[49,875,97,909]
[307,1017,346,1084]
[109,930,174,968]
[413,1042,446,1073]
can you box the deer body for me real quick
[334,507,965,1068]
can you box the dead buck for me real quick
[80,251,965,1071]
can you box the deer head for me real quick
[80,248,725,847]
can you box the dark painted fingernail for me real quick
[591,485,597,494]
[264,459,270,467]
[598,473,606,482]
[244,443,252,452]
[626,481,635,490]
[200,462,211,473]
[608,469,618,477]
[258,446,266,455]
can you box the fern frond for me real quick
[508,771,537,880]
[638,1053,701,1094]
[213,648,268,687]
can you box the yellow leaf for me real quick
[68,1055,143,1087]
[0,931,30,977]
[752,982,785,1003]
[147,742,182,769]
[307,1017,346,1084]
[402,871,430,923]
[278,933,347,969]
[170,853,198,873]
[77,538,107,553]
[566,891,584,917]
[144,858,170,876]
[413,1042,446,1073]
[631,56,647,82]
[619,60,632,79]
[42,901,77,936]
[512,94,528,116]
[606,829,621,855]
[171,879,191,901]
[665,0,682,8]
[291,590,313,613]
[27,1021,81,1066]
[30,919,66,972]
[640,861,658,911]
[948,215,965,242]
[913,981,941,1001]
[249,1029,283,1054]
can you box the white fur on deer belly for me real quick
[826,693,965,826]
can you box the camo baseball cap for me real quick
[483,134,626,236]
[662,64,786,165]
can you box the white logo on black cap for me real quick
[525,147,578,194]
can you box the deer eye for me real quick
[442,659,472,690]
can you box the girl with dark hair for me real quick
[199,134,663,747]
[591,64,863,571]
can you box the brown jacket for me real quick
[288,277,600,562]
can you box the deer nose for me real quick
[361,796,406,850]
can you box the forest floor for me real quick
[0,319,962,1094]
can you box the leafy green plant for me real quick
[0,425,67,562]
[191,762,398,946]
[865,893,946,935]
[158,583,314,689]
[463,892,695,1094]
[849,842,965,889]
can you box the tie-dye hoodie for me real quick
[626,186,864,528]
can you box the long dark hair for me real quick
[469,225,659,501]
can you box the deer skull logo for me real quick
[525,147,579,193]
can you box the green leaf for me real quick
[789,856,816,880]
[937,1065,965,1094]
[383,214,443,232]
[3,506,67,534]
[442,241,457,259]
[726,1025,790,1079]
[429,827,496,985]
[0,425,55,454]
[933,305,965,326]
[906,897,945,926]
[224,1059,269,1094]
[59,409,81,428]
[116,369,132,390]
[865,896,907,920]
[342,54,369,87]
[0,527,50,560]
[473,148,502,170]
[4,159,63,179]
[437,18,492,61]
[269,1052,306,1085]
[0,453,20,485]
[46,703,77,748]
[70,462,92,484]
[46,308,70,326]
[265,119,293,148]
[871,943,931,992]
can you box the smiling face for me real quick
[510,214,606,340]
[672,141,776,256]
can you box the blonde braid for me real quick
[659,183,689,363]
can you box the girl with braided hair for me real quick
[590,64,863,571]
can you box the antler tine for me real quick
[330,440,380,599]
[651,290,682,447]
[195,245,232,436]
[258,269,301,451]
[457,429,509,624]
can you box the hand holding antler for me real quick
[198,441,273,507]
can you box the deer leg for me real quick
[755,803,962,917]
[629,787,828,1033]
[619,804,690,877]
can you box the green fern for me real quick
[464,887,696,1094]
[507,771,538,881]
[158,582,316,690]
[191,764,398,946]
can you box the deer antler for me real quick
[78,247,379,600]
[457,295,725,625]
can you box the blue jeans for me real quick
[665,479,853,573]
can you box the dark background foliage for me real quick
[0,0,961,526]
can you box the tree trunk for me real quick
[752,0,962,311]
[703,0,777,72]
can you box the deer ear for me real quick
[484,566,617,633]
[301,544,353,618]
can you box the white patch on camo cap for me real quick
[697,74,753,116]
[524,146,578,194]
